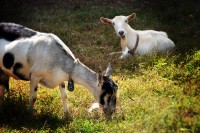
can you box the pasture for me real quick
[0,0,199,132]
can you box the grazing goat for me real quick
[0,22,118,115]
[100,13,175,59]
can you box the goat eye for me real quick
[112,22,115,25]
[125,20,128,23]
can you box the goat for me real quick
[0,22,118,115]
[100,13,175,59]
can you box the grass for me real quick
[0,0,200,132]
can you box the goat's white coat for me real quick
[0,34,101,113]
[0,24,117,115]
[100,13,175,58]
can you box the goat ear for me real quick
[98,66,103,86]
[105,63,112,77]
[127,13,136,22]
[100,17,112,25]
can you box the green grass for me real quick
[0,0,200,132]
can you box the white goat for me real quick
[0,22,118,115]
[100,13,175,59]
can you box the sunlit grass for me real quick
[1,51,199,132]
[0,0,200,132]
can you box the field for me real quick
[0,0,200,132]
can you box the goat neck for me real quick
[70,59,100,99]
[125,25,138,50]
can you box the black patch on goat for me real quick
[34,87,38,92]
[0,22,36,41]
[60,83,65,88]
[3,52,14,69]
[100,76,118,105]
[0,68,9,91]
[13,62,28,80]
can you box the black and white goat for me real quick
[0,22,118,115]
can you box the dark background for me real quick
[1,0,200,50]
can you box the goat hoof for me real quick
[120,55,126,59]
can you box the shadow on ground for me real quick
[0,92,71,131]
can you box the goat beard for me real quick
[121,37,127,50]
